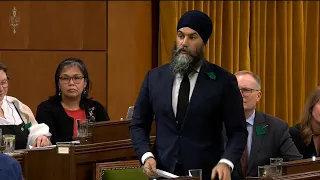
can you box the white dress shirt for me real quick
[0,98,23,125]
[142,66,234,170]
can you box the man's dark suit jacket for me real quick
[232,111,303,178]
[130,60,247,180]
[290,123,318,159]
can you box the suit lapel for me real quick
[163,66,176,121]
[247,111,267,173]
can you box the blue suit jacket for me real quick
[130,60,247,179]
[0,153,23,180]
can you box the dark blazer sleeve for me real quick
[35,101,72,144]
[277,122,303,161]
[129,71,154,160]
[93,101,110,122]
[36,102,58,141]
[221,74,248,165]
[289,125,306,158]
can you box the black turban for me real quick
[177,10,213,44]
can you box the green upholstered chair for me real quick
[96,160,148,180]
[101,167,148,180]
[96,160,200,180]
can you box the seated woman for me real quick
[0,61,51,149]
[36,58,110,144]
[290,87,320,158]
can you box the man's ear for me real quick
[257,91,262,102]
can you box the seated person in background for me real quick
[0,153,23,180]
[233,70,302,178]
[36,58,110,144]
[290,87,320,158]
[0,61,51,149]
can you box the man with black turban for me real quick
[130,10,247,180]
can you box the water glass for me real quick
[188,169,202,180]
[76,119,89,137]
[270,157,283,176]
[3,134,15,154]
[258,165,270,177]
[126,106,134,120]
[0,129,2,146]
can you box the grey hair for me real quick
[234,70,261,90]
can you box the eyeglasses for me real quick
[239,88,260,97]
[59,76,85,84]
[0,79,9,88]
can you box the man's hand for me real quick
[143,157,159,178]
[211,163,231,180]
[33,135,52,147]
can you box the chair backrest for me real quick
[96,160,148,180]
[168,177,200,180]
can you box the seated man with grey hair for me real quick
[232,70,302,178]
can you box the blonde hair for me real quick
[300,87,320,145]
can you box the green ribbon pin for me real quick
[255,125,268,136]
[24,122,32,129]
[206,72,216,80]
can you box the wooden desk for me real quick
[246,157,320,179]
[247,170,320,180]
[88,120,156,143]
[283,157,320,175]
[18,144,320,180]
[272,170,320,179]
[18,136,155,180]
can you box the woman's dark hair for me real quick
[300,87,320,145]
[0,61,8,74]
[51,58,92,109]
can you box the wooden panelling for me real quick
[0,1,107,115]
[0,1,106,50]
[0,1,156,121]
[108,1,152,120]
[0,51,107,114]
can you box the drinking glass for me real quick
[188,169,202,180]
[3,134,15,154]
[258,165,270,177]
[0,129,2,146]
[76,119,89,137]
[270,157,283,176]
[126,106,134,120]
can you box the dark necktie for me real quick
[176,75,190,127]
[241,144,248,176]
[241,122,249,176]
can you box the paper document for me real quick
[28,145,57,150]
[56,140,80,145]
[156,169,179,178]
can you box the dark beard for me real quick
[170,44,204,77]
